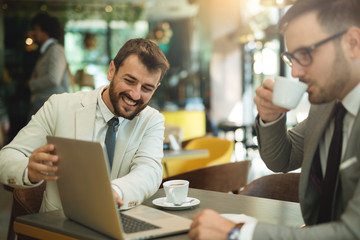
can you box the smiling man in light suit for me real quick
[189,0,360,239]
[0,38,169,211]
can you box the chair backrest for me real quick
[162,161,250,193]
[185,137,233,161]
[166,137,234,176]
[7,183,45,240]
[238,173,300,202]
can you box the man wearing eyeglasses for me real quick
[189,0,360,239]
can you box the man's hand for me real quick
[254,78,289,123]
[113,189,124,207]
[28,144,59,183]
[189,209,237,240]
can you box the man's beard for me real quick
[108,81,148,120]
[303,46,350,104]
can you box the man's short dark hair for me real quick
[31,13,62,41]
[279,0,360,35]
[113,38,170,82]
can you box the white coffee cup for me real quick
[272,76,307,109]
[163,180,189,205]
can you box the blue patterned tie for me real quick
[105,117,119,170]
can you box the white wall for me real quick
[199,0,244,124]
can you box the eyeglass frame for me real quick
[280,30,348,67]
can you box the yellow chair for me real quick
[165,137,234,177]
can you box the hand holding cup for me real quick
[254,77,307,123]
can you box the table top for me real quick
[14,188,304,240]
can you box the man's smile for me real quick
[122,95,137,107]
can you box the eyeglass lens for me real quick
[293,49,312,66]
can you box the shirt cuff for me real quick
[23,167,44,186]
[239,221,258,240]
[112,184,123,200]
[259,114,285,127]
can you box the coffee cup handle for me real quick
[169,188,175,199]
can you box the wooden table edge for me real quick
[14,221,78,240]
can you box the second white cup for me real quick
[163,179,189,205]
[272,76,307,109]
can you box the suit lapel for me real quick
[299,102,336,224]
[75,89,100,140]
[75,107,96,140]
[343,109,360,160]
[302,102,335,180]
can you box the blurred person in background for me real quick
[28,13,70,119]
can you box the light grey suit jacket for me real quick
[0,87,164,211]
[29,41,70,114]
[254,101,360,239]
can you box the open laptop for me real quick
[47,136,192,240]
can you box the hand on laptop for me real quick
[113,189,124,207]
[28,144,59,183]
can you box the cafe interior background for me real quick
[0,0,310,237]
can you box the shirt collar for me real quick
[98,85,123,124]
[40,38,56,54]
[341,83,360,117]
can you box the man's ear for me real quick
[107,61,116,81]
[344,27,360,59]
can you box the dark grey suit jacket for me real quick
[253,101,360,239]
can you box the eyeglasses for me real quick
[281,30,347,67]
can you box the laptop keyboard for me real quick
[120,212,160,234]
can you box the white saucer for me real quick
[152,197,200,210]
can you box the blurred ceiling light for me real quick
[25,34,38,52]
[25,38,33,46]
[147,21,173,44]
[105,5,113,13]
[238,34,255,44]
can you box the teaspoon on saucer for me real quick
[173,198,195,206]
